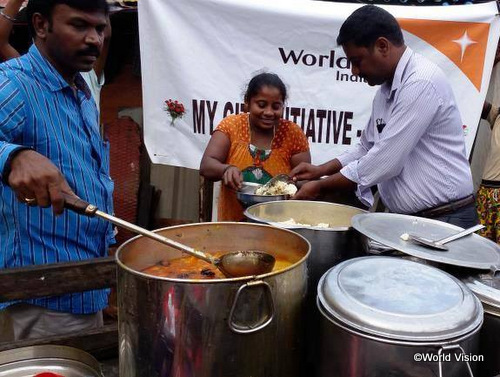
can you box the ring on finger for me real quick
[24,197,36,204]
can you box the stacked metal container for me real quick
[317,257,483,377]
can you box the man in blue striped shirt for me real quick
[292,5,477,228]
[0,0,113,341]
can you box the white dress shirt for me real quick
[338,47,473,214]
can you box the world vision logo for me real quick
[398,19,489,91]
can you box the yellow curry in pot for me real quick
[142,252,294,279]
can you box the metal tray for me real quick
[351,213,500,271]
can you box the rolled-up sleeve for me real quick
[340,80,441,205]
[0,76,27,180]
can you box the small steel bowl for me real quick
[236,182,289,208]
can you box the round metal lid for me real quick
[318,257,483,342]
[352,213,500,270]
[0,345,102,377]
[462,272,500,315]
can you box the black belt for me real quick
[481,180,500,188]
[413,194,475,218]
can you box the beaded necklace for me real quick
[248,117,275,167]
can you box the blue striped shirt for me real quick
[0,45,114,314]
[338,47,473,214]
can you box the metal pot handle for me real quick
[438,344,474,377]
[227,280,275,334]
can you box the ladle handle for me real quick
[436,224,485,245]
[63,194,216,264]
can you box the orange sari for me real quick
[215,113,309,221]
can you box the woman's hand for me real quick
[222,165,243,190]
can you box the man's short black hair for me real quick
[26,0,109,37]
[337,5,404,48]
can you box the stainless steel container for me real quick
[318,257,483,377]
[462,272,500,377]
[236,181,288,208]
[116,222,310,377]
[0,345,103,377]
[244,200,368,372]
[244,200,368,295]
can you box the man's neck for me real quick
[34,40,76,86]
[387,45,408,86]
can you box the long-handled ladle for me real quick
[63,194,275,277]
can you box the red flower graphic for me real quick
[164,99,186,126]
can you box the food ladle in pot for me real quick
[63,194,275,277]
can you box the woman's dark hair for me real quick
[244,72,288,104]
[337,5,404,48]
[26,0,109,37]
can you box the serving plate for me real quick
[236,182,288,208]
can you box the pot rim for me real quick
[115,221,311,283]
[244,200,367,232]
[317,299,483,347]
[0,345,102,372]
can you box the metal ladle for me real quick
[63,194,276,277]
[406,224,485,251]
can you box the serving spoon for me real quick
[63,194,275,278]
[260,174,295,191]
[403,224,485,251]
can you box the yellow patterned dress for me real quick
[215,113,309,221]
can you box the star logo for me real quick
[452,30,477,62]
[398,19,489,91]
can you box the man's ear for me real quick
[374,37,390,56]
[32,13,50,39]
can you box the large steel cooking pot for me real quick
[0,345,103,376]
[244,200,368,372]
[317,257,483,377]
[244,200,368,295]
[462,272,500,377]
[116,222,310,377]
[367,246,500,376]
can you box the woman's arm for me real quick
[290,150,311,168]
[0,0,24,62]
[200,131,242,190]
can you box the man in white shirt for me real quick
[292,5,477,228]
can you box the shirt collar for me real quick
[381,46,413,99]
[27,44,91,99]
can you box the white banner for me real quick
[139,0,500,169]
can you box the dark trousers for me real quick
[430,202,478,228]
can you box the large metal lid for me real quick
[318,257,483,342]
[352,213,500,270]
[0,345,102,377]
[462,272,500,316]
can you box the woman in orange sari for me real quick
[200,72,311,221]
